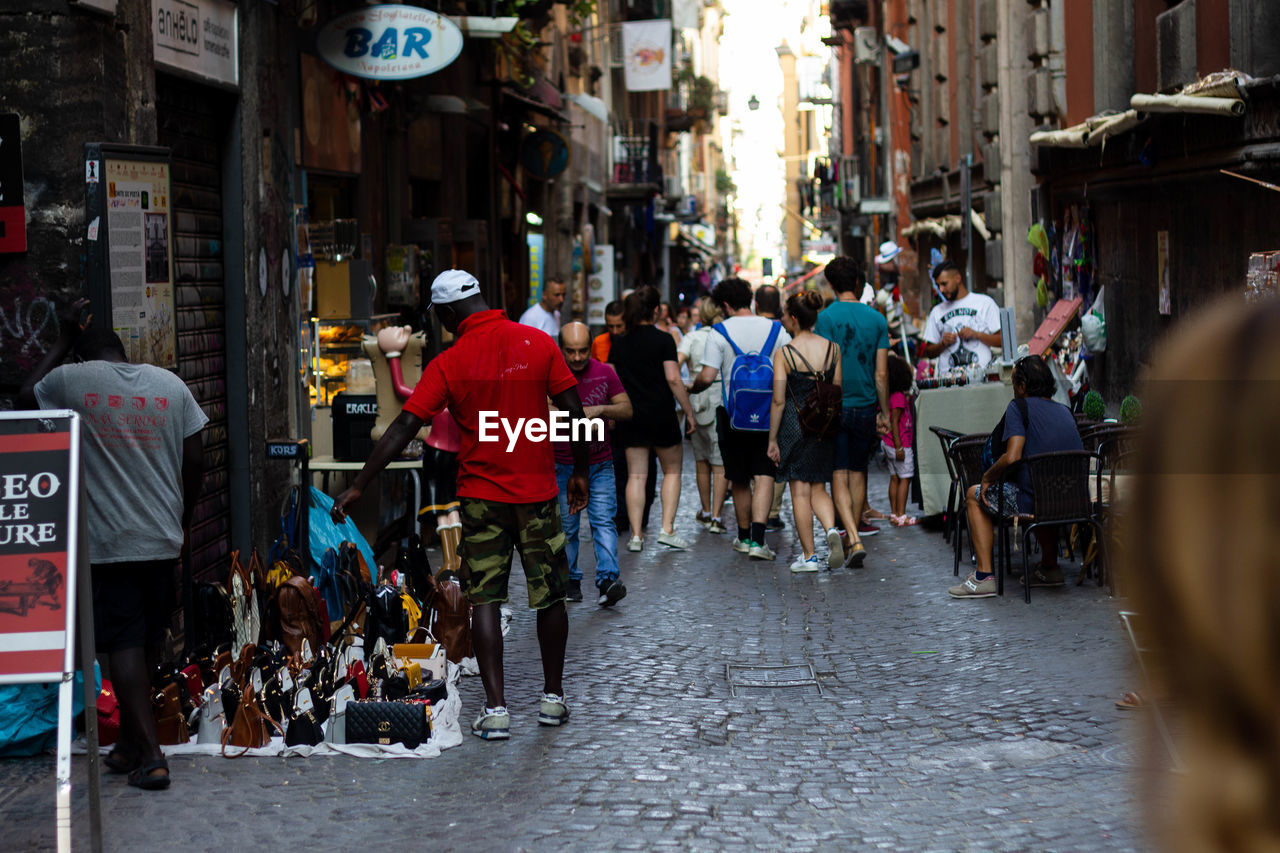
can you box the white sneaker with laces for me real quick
[748,542,776,561]
[657,530,690,549]
[537,694,569,726]
[790,555,820,573]
[471,706,510,740]
[627,536,643,552]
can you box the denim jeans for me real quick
[555,461,619,586]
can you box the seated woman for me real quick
[949,355,1083,598]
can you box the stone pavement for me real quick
[1,463,1150,851]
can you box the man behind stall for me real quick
[332,270,590,742]
[19,299,206,791]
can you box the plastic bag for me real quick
[307,487,378,580]
[1081,286,1106,352]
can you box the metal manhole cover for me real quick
[726,663,822,697]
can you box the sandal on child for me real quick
[898,515,919,526]
[1115,691,1144,711]
[127,758,171,791]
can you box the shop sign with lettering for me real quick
[317,5,464,81]
[152,0,239,88]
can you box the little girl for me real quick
[883,354,918,526]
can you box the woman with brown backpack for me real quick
[766,291,845,572]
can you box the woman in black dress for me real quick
[767,291,844,572]
[609,286,697,552]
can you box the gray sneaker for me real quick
[1022,565,1065,587]
[825,528,844,569]
[949,572,997,599]
[471,706,510,740]
[732,538,751,554]
[537,693,569,726]
[748,541,776,561]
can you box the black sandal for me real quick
[103,745,141,774]
[126,758,170,791]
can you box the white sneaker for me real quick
[825,527,844,569]
[657,530,690,549]
[627,536,643,552]
[732,538,751,554]
[748,542,776,561]
[790,555,820,573]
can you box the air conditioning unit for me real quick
[853,27,880,64]
[609,27,624,68]
[1026,66,1056,118]
[1027,8,1051,61]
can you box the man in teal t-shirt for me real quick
[814,257,890,568]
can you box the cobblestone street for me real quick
[2,465,1146,851]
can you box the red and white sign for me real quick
[0,413,80,683]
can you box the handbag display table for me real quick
[916,381,1014,515]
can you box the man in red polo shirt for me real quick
[332,269,589,741]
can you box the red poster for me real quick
[0,415,76,682]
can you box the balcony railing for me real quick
[610,136,663,186]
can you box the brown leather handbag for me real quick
[274,576,325,655]
[153,683,190,745]
[424,572,472,664]
[221,679,279,756]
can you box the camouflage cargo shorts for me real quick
[459,496,569,609]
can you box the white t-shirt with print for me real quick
[923,291,1001,369]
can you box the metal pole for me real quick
[962,153,974,287]
[76,463,102,853]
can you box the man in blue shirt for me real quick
[814,257,890,567]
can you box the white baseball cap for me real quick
[429,269,481,306]
[875,240,902,264]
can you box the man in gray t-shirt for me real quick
[20,300,205,791]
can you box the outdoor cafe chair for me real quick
[946,433,990,577]
[1002,450,1105,604]
[928,425,965,544]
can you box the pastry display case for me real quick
[309,314,398,408]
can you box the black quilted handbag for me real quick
[344,700,429,748]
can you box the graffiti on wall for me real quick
[0,293,57,374]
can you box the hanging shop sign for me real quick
[621,19,672,92]
[520,130,570,180]
[152,0,239,88]
[317,5,464,81]
[84,144,178,369]
[0,114,27,253]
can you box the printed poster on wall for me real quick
[622,20,672,92]
[105,159,177,368]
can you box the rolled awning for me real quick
[1130,93,1246,116]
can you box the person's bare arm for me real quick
[586,391,632,422]
[18,298,90,409]
[332,410,426,521]
[918,333,957,359]
[689,364,719,394]
[767,348,787,463]
[959,327,1002,347]
[665,360,696,435]
[874,348,890,432]
[550,385,590,514]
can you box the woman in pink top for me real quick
[882,354,918,526]
[422,408,463,571]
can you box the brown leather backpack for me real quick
[274,576,324,656]
[785,343,842,440]
[221,678,277,755]
[425,572,472,664]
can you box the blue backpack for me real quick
[713,320,783,431]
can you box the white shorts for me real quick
[884,445,915,479]
[690,423,722,466]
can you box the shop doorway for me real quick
[156,74,235,581]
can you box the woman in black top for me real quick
[609,286,697,552]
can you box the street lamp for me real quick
[747,95,760,111]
